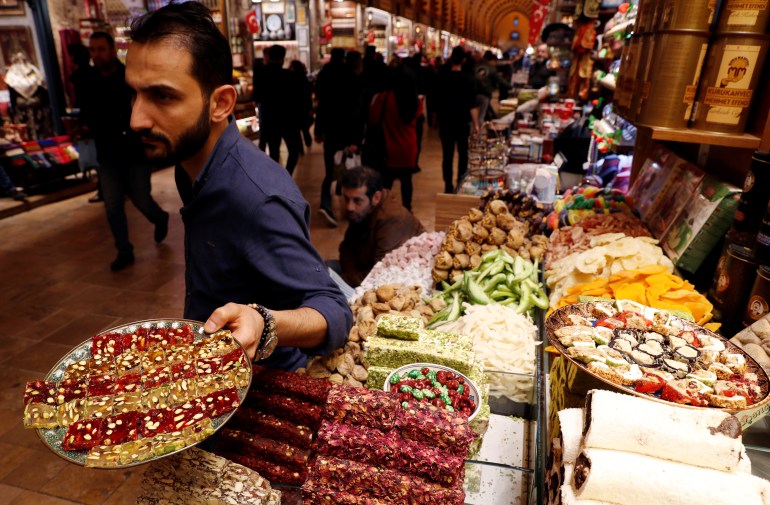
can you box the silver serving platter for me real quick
[37,318,251,468]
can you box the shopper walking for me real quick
[256,45,304,175]
[314,48,363,227]
[288,60,314,150]
[474,50,511,129]
[367,64,422,211]
[435,46,478,194]
[126,1,351,367]
[81,31,169,271]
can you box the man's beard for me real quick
[138,105,210,167]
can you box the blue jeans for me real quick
[0,166,16,194]
[98,159,167,255]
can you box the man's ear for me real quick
[371,190,383,207]
[210,84,238,123]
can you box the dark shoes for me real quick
[154,212,169,243]
[2,189,27,201]
[319,207,337,228]
[111,252,135,271]
[88,192,103,203]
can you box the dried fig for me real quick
[352,365,369,382]
[329,373,344,384]
[376,284,397,303]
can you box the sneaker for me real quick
[319,207,338,228]
[10,189,27,201]
[88,192,103,203]
[154,211,169,243]
[110,252,135,271]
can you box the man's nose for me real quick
[130,96,152,132]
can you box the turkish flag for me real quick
[322,22,333,40]
[246,10,259,34]
[529,1,550,45]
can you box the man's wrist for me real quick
[247,303,278,361]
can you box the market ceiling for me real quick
[378,0,533,44]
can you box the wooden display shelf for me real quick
[643,126,762,150]
[434,193,481,231]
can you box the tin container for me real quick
[744,265,770,326]
[630,33,655,118]
[615,35,642,119]
[658,0,717,31]
[716,0,770,34]
[636,31,710,128]
[693,33,770,134]
[711,243,758,332]
[635,0,658,33]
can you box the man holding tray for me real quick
[125,2,352,370]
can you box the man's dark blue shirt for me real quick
[175,119,352,371]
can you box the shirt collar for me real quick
[177,116,240,198]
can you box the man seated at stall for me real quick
[330,166,425,288]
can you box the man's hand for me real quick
[204,303,263,360]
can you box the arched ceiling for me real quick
[447,0,533,42]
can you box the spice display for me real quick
[354,232,446,300]
[551,265,715,326]
[441,304,539,402]
[432,200,548,283]
[545,234,674,306]
[303,456,465,505]
[430,250,549,327]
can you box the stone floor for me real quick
[0,128,447,504]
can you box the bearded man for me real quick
[125,2,352,368]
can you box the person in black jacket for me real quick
[256,45,305,175]
[289,60,314,149]
[81,32,169,271]
[314,48,363,227]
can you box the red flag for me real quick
[529,1,550,45]
[246,9,259,34]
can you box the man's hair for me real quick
[129,1,232,97]
[450,46,466,66]
[341,166,383,200]
[484,50,496,61]
[330,47,346,63]
[90,31,115,48]
[268,44,286,62]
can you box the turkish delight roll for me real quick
[395,402,475,456]
[583,389,747,472]
[574,448,770,505]
[251,365,332,405]
[315,421,464,486]
[302,482,390,505]
[230,408,315,449]
[245,390,324,430]
[557,408,584,465]
[306,456,465,505]
[324,385,399,431]
[215,428,311,470]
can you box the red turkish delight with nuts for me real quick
[316,421,465,486]
[199,388,240,418]
[147,327,170,348]
[101,411,139,446]
[62,418,103,451]
[122,328,149,352]
[245,390,324,430]
[140,408,173,437]
[169,399,208,431]
[168,324,195,345]
[88,354,115,375]
[305,456,465,505]
[92,332,123,357]
[214,451,307,485]
[56,378,87,404]
[230,408,315,449]
[166,344,193,365]
[215,428,310,470]
[196,356,222,377]
[395,402,475,456]
[324,385,398,431]
[251,365,333,405]
[24,380,58,406]
[142,367,171,390]
[115,373,142,394]
[87,373,115,397]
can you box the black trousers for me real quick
[382,170,414,211]
[262,127,302,175]
[439,122,471,193]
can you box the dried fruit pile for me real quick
[303,386,473,504]
[23,325,249,467]
[432,199,548,283]
[299,284,439,387]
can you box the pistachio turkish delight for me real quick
[376,314,423,341]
